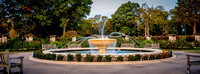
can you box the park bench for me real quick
[144,43,160,49]
[0,50,24,74]
[68,44,82,48]
[120,43,135,48]
[42,44,57,50]
[186,54,200,74]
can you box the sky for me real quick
[87,0,177,19]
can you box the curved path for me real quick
[2,51,200,74]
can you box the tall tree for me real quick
[111,1,140,34]
[139,3,153,36]
[175,0,200,35]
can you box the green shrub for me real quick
[117,56,123,61]
[57,55,64,61]
[142,55,148,60]
[76,53,81,62]
[50,41,62,48]
[134,54,141,61]
[140,40,154,47]
[185,36,195,42]
[46,53,56,60]
[85,54,93,62]
[105,55,111,62]
[67,54,74,61]
[97,55,103,62]
[150,54,155,60]
[128,55,135,61]
[194,40,200,48]
[156,54,161,59]
[37,53,45,59]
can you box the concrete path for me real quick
[1,51,200,74]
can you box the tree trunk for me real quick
[145,23,147,37]
[146,18,149,36]
[193,21,196,35]
[63,25,66,37]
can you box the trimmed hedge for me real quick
[33,51,172,62]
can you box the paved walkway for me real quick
[1,51,200,74]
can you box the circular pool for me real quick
[43,47,163,57]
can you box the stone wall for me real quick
[50,35,56,42]
[2,35,7,43]
[168,34,176,42]
[195,35,200,42]
[26,35,33,42]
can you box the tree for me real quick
[175,0,200,35]
[78,19,92,36]
[90,15,108,35]
[139,3,153,36]
[150,6,170,35]
[0,0,93,37]
[111,1,140,34]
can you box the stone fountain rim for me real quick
[88,39,117,41]
[43,47,163,57]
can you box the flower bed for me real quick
[33,50,171,62]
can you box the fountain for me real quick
[88,21,117,53]
[41,19,168,63]
[88,39,117,53]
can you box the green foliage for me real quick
[97,55,103,62]
[111,1,140,34]
[34,51,56,60]
[156,54,161,59]
[150,54,156,60]
[57,55,64,61]
[76,53,82,62]
[140,40,154,47]
[134,54,141,61]
[44,53,56,60]
[185,36,195,42]
[142,55,149,60]
[105,55,112,62]
[67,54,74,61]
[85,54,94,62]
[50,41,62,48]
[128,55,135,61]
[119,26,131,34]
[194,40,200,48]
[117,56,123,61]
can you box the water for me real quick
[55,50,148,54]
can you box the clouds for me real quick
[87,0,177,18]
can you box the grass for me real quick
[161,47,200,54]
[0,49,36,54]
[10,50,34,54]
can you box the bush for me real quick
[156,54,161,59]
[76,53,81,62]
[194,40,200,48]
[128,55,135,61]
[150,54,155,60]
[85,54,93,62]
[185,36,195,42]
[140,40,154,47]
[44,53,56,60]
[142,55,148,60]
[67,54,74,61]
[117,56,123,61]
[105,55,111,62]
[50,41,63,48]
[97,55,103,62]
[134,54,141,61]
[57,55,64,61]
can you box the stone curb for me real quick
[29,55,176,65]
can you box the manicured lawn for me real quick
[162,47,200,53]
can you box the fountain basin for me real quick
[88,39,117,53]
